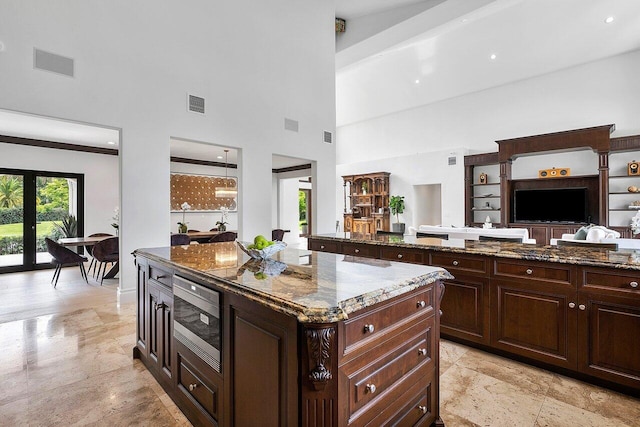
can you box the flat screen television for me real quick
[513,187,588,223]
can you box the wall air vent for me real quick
[33,48,74,77]
[323,131,333,144]
[284,118,299,132]
[188,94,205,114]
[448,156,457,166]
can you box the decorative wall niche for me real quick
[170,172,237,211]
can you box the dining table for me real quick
[185,230,237,243]
[58,236,119,279]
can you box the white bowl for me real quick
[237,240,286,259]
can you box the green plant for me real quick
[389,195,405,224]
[54,214,78,238]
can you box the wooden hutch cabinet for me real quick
[342,172,390,234]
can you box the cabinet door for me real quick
[229,296,298,426]
[491,280,577,369]
[527,225,549,246]
[577,292,640,390]
[159,287,173,381]
[440,275,490,345]
[148,280,173,384]
[136,260,148,356]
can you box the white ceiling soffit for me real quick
[0,109,119,148]
[336,0,640,126]
[336,0,432,20]
[336,0,497,69]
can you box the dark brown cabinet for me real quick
[578,267,640,390]
[430,252,490,345]
[148,279,173,385]
[135,257,174,388]
[308,235,640,394]
[228,293,298,427]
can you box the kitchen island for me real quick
[133,242,451,426]
[308,233,640,396]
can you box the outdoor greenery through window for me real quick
[0,175,73,256]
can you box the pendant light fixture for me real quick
[215,149,237,198]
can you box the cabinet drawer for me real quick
[343,287,433,351]
[493,259,573,286]
[582,268,640,294]
[344,331,433,420]
[148,263,172,287]
[380,246,424,264]
[178,357,218,421]
[430,252,488,275]
[308,239,339,253]
[369,376,435,427]
[342,242,378,258]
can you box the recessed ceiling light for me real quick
[490,54,497,60]
[217,155,223,159]
[461,18,468,23]
[106,141,115,145]
[415,79,420,84]
[604,16,614,24]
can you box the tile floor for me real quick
[1,267,639,426]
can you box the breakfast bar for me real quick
[307,233,640,396]
[133,242,451,426]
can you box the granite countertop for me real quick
[134,242,452,323]
[312,233,640,271]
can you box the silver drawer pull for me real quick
[417,300,426,308]
[320,245,325,249]
[568,302,576,309]
[418,348,427,356]
[188,383,198,391]
[354,248,360,253]
[579,304,586,311]
[363,324,375,333]
[526,268,533,275]
[156,274,168,279]
[452,260,459,266]
[630,281,638,288]
[418,405,427,414]
[397,254,403,259]
[365,383,376,394]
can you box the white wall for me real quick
[0,142,119,235]
[336,50,640,229]
[0,0,336,299]
[336,148,466,231]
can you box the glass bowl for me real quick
[237,240,286,259]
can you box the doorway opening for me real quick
[413,184,442,227]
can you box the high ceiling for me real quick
[3,0,640,156]
[336,0,640,126]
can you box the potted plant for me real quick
[55,214,78,238]
[389,195,405,234]
[177,202,191,233]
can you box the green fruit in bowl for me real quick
[254,272,267,280]
[254,235,268,244]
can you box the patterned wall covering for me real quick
[170,173,237,211]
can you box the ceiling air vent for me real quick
[448,156,457,166]
[188,94,205,114]
[33,48,74,77]
[323,131,333,144]
[284,118,299,132]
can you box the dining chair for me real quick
[272,229,286,241]
[92,236,119,284]
[45,237,89,288]
[171,233,191,246]
[209,231,238,243]
[85,232,114,277]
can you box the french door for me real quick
[0,168,84,273]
